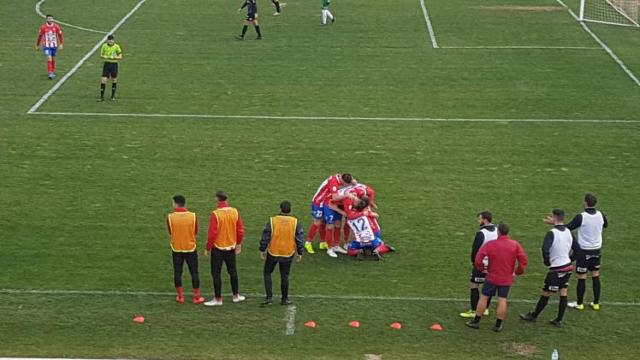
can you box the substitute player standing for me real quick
[465,223,528,332]
[166,195,205,305]
[520,209,578,327]
[567,193,608,311]
[36,15,63,80]
[99,35,122,101]
[237,0,262,40]
[460,211,496,318]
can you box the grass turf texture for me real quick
[1,0,640,359]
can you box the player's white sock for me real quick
[322,9,327,24]
[326,10,334,20]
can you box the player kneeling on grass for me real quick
[99,34,122,101]
[465,223,528,332]
[520,209,578,327]
[343,197,394,260]
[237,0,262,40]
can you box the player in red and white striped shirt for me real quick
[36,15,64,80]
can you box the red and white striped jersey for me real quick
[311,174,342,206]
[38,23,63,48]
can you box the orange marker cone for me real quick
[349,321,361,328]
[304,320,317,328]
[390,322,402,330]
[430,323,443,331]
[133,315,145,324]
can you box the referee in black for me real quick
[259,201,304,306]
[237,0,262,40]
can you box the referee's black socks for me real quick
[241,25,248,37]
[100,83,106,99]
[255,25,262,37]
[111,83,117,98]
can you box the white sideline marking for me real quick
[555,0,640,87]
[442,46,600,50]
[418,0,439,48]
[0,359,133,360]
[35,0,108,34]
[27,111,640,123]
[27,0,147,114]
[1,288,639,307]
[285,305,297,336]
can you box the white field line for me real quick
[1,288,639,307]
[0,359,133,360]
[418,0,439,48]
[442,46,600,50]
[27,111,640,123]
[27,0,147,114]
[285,305,297,336]
[555,0,640,87]
[36,0,108,34]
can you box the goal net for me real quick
[579,0,640,27]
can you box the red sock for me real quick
[376,244,391,254]
[343,226,351,242]
[193,288,201,298]
[51,58,56,72]
[348,249,359,257]
[325,227,334,247]
[47,59,53,73]
[307,223,318,242]
[176,287,184,296]
[334,227,341,246]
[319,224,326,241]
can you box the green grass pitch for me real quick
[1,0,640,359]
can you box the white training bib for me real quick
[347,215,375,243]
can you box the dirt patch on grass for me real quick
[479,5,565,12]
[364,355,382,360]
[504,342,539,358]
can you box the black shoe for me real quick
[519,312,537,322]
[256,36,262,40]
[465,321,480,329]
[549,319,563,327]
[236,35,244,40]
[492,324,503,332]
[261,298,273,306]
[281,299,293,305]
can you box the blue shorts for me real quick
[348,238,382,250]
[43,47,57,57]
[322,204,343,224]
[311,203,324,220]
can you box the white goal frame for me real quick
[579,0,640,27]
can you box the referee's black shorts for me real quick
[102,62,118,78]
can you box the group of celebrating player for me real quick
[304,173,394,260]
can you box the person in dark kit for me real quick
[237,0,262,40]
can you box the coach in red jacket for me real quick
[465,223,528,332]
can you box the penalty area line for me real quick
[418,0,439,48]
[27,0,147,114]
[1,288,639,307]
[27,111,640,123]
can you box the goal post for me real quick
[579,0,640,27]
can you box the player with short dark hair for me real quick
[36,14,63,80]
[465,223,528,332]
[166,195,205,305]
[237,0,262,40]
[259,201,304,306]
[567,193,608,311]
[460,211,497,318]
[99,34,122,101]
[520,209,579,327]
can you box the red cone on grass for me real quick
[133,316,145,324]
[349,321,361,328]
[304,320,317,328]
[430,323,443,331]
[390,322,402,330]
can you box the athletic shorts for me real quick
[348,238,382,251]
[481,281,510,298]
[576,251,601,274]
[43,47,57,57]
[543,270,572,292]
[322,204,342,224]
[246,12,257,21]
[102,62,119,78]
[470,268,486,284]
[311,203,324,220]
